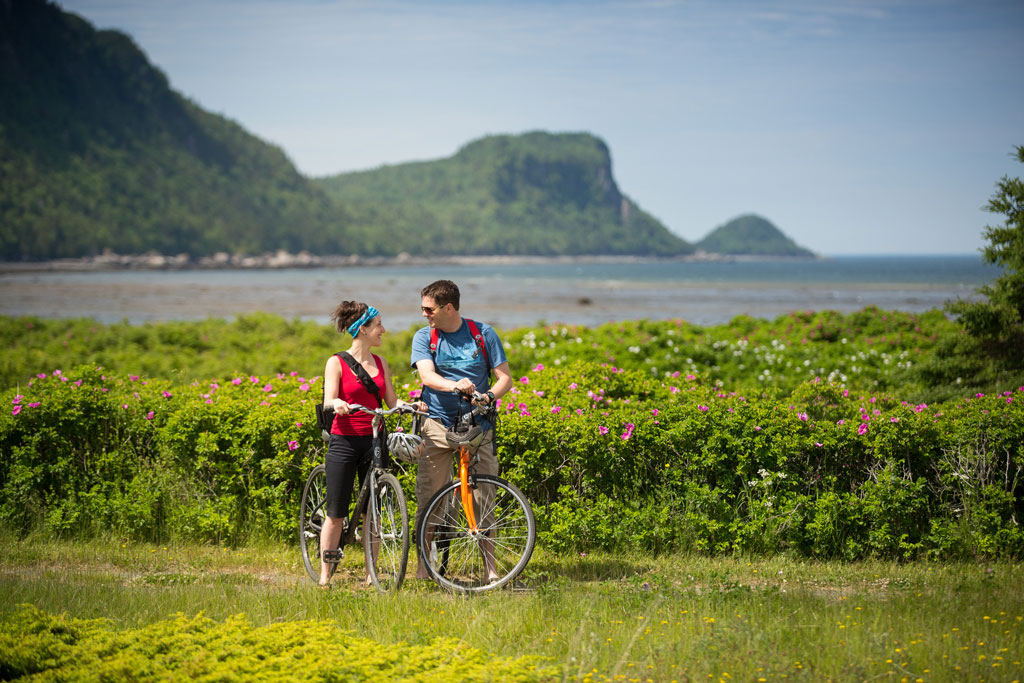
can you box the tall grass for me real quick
[2,533,1021,681]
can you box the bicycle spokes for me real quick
[364,473,409,593]
[300,464,333,583]
[418,475,535,593]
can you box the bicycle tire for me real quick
[299,464,336,583]
[363,472,409,593]
[417,474,535,593]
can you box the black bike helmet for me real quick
[445,421,484,450]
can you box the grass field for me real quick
[2,534,1022,682]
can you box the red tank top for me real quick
[330,354,386,436]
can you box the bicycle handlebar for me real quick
[458,392,496,423]
[322,403,427,419]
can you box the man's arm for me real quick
[486,361,513,403]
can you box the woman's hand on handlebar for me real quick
[402,400,428,414]
[331,398,353,415]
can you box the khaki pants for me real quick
[414,417,499,540]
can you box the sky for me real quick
[57,0,1024,256]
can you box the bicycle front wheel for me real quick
[417,474,536,593]
[299,464,333,583]
[363,472,409,593]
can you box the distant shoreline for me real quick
[0,250,825,274]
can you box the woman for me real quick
[318,301,423,587]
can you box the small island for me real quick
[695,214,817,258]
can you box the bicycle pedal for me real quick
[321,549,344,564]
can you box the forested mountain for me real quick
[0,0,690,261]
[316,132,693,256]
[0,0,356,261]
[696,214,816,257]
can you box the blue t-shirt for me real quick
[410,319,507,429]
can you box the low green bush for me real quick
[0,605,556,682]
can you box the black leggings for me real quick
[324,434,373,519]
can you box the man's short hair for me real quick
[421,280,460,311]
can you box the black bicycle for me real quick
[299,403,424,593]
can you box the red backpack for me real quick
[430,319,491,377]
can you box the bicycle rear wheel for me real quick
[363,472,409,593]
[417,474,535,593]
[299,464,335,583]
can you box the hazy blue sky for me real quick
[58,0,1024,255]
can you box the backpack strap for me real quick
[465,319,490,374]
[336,351,381,398]
[430,319,491,376]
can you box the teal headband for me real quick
[348,306,379,337]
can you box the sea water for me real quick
[0,255,1001,329]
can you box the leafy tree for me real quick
[917,145,1024,397]
[949,146,1024,350]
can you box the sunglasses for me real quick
[421,303,446,314]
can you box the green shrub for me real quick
[0,605,556,682]
[2,310,1021,560]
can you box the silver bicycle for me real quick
[299,403,424,593]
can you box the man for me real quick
[410,279,513,579]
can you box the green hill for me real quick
[696,214,816,257]
[0,1,689,261]
[317,132,693,257]
[0,0,353,261]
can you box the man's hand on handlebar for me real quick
[465,391,497,408]
[452,378,476,395]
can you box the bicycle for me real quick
[299,403,425,593]
[416,393,536,593]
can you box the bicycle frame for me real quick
[339,412,387,545]
[450,395,502,544]
[458,446,480,534]
[454,395,496,531]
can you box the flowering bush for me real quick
[0,366,324,543]
[1,306,963,403]
[493,361,1023,559]
[1,309,1021,559]
[501,307,959,401]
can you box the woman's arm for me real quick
[323,355,352,415]
[380,357,426,411]
[380,357,399,408]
